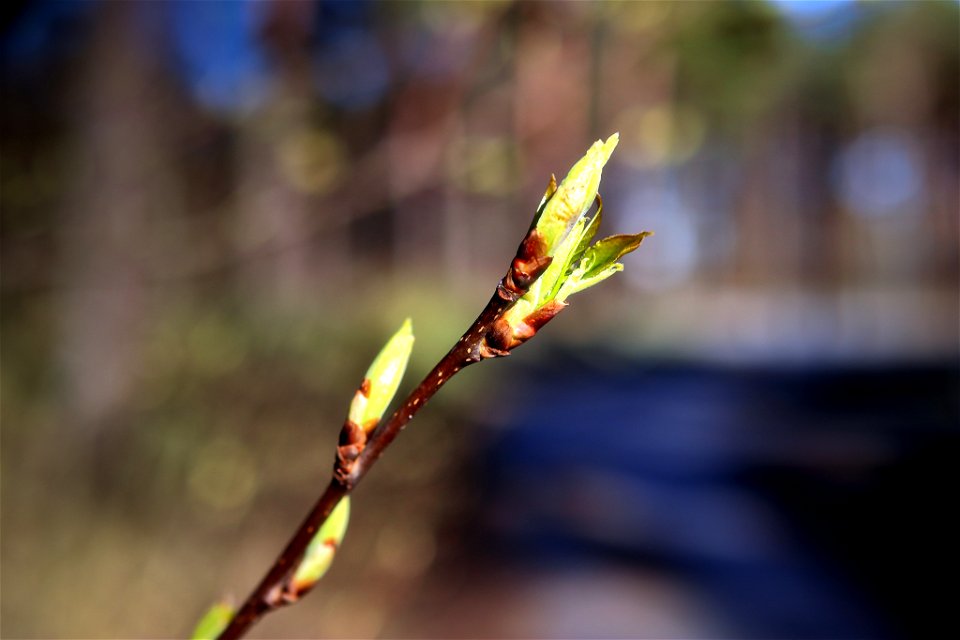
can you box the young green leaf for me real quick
[348,319,414,432]
[532,133,619,255]
[557,232,651,302]
[191,601,234,640]
[580,233,651,278]
[545,198,604,302]
[569,204,603,272]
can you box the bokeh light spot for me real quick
[616,105,707,168]
[835,129,923,219]
[450,136,518,195]
[605,0,671,33]
[186,313,248,377]
[188,436,258,514]
[374,522,437,579]
[277,128,345,195]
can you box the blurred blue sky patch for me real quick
[169,0,269,112]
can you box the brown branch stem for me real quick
[216,291,514,640]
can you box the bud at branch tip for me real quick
[487,133,652,354]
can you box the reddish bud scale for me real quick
[336,420,370,482]
[523,300,567,332]
[267,539,339,606]
[484,300,567,354]
[499,229,552,301]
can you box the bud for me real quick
[347,318,415,434]
[500,135,620,301]
[487,135,651,353]
[338,320,415,483]
[283,496,351,600]
[191,600,234,640]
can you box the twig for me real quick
[217,239,541,639]
[212,134,649,639]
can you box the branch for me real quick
[216,291,508,639]
[198,133,651,640]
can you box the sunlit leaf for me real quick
[547,200,604,301]
[557,263,623,301]
[570,204,603,272]
[558,232,651,302]
[579,233,651,278]
[535,215,586,305]
[531,133,618,255]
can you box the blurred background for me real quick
[1,1,957,638]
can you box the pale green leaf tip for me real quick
[379,317,414,352]
[579,132,618,175]
[573,132,618,183]
[191,601,234,640]
[598,131,619,161]
[368,317,415,389]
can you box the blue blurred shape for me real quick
[169,0,268,112]
[479,353,958,638]
[1,0,93,64]
[835,129,924,219]
[314,28,390,110]
[768,0,863,42]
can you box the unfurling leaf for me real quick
[191,601,234,640]
[488,134,652,352]
[348,319,414,433]
[287,496,351,596]
[499,135,620,301]
[557,232,652,302]
[531,133,619,253]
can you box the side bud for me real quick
[269,497,351,605]
[337,319,415,482]
[347,318,415,433]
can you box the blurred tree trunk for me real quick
[234,0,347,310]
[57,1,180,433]
[514,4,590,181]
[386,79,460,275]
